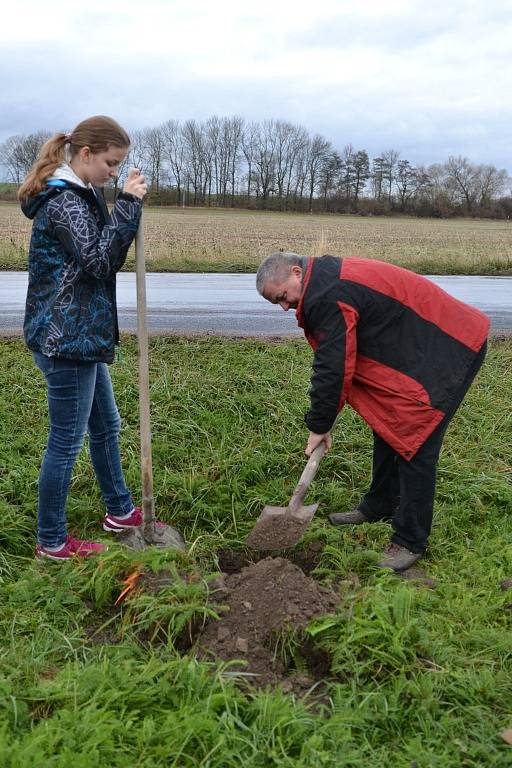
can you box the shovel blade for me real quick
[117,523,186,551]
[246,502,319,550]
[258,502,319,524]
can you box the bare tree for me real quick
[475,164,509,209]
[352,150,370,209]
[111,150,131,198]
[272,121,307,208]
[161,119,186,204]
[4,116,509,217]
[128,130,150,179]
[439,157,509,215]
[304,134,332,212]
[252,120,279,207]
[142,126,165,193]
[205,116,221,201]
[227,115,244,206]
[283,124,308,209]
[337,144,356,204]
[395,160,430,211]
[0,136,26,184]
[444,156,480,212]
[318,151,342,209]
[182,119,210,205]
[0,131,51,184]
[371,156,386,201]
[291,142,308,208]
[381,149,400,203]
[241,121,259,202]
[205,116,244,206]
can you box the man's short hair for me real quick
[256,251,305,296]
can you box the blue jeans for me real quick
[33,352,134,547]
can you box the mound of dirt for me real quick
[196,556,338,689]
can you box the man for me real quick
[256,252,489,571]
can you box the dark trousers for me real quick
[359,342,487,553]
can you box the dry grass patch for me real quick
[2,202,512,274]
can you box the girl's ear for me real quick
[79,146,91,163]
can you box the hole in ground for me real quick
[195,554,338,693]
[216,538,324,576]
[83,543,338,697]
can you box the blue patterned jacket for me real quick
[22,182,142,363]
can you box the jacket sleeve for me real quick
[48,190,142,279]
[304,298,358,434]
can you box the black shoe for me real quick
[328,508,368,526]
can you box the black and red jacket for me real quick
[296,256,490,460]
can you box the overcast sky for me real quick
[2,0,511,171]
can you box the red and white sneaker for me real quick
[36,535,106,560]
[103,507,142,532]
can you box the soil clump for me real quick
[246,514,312,550]
[398,567,437,589]
[196,556,338,690]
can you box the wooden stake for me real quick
[135,214,156,539]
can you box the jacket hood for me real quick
[21,186,64,220]
[21,176,91,220]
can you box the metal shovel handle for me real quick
[288,443,327,513]
[135,213,156,536]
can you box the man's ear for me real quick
[291,265,303,279]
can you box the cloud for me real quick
[1,0,511,171]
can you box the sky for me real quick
[1,0,511,172]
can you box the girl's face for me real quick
[72,145,128,187]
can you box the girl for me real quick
[19,115,147,560]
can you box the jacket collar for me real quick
[50,163,90,188]
[295,257,315,328]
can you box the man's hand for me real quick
[305,431,332,456]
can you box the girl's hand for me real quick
[123,169,147,199]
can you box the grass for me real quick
[2,202,512,274]
[0,335,511,766]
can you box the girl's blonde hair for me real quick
[18,115,130,199]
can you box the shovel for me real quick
[117,213,186,552]
[246,443,327,551]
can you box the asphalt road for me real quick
[1,272,511,336]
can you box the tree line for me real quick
[1,117,510,218]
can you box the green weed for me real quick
[0,336,511,766]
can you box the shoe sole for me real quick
[36,550,103,559]
[376,557,422,572]
[103,521,140,532]
[328,513,367,526]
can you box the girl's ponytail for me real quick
[18,133,69,199]
[18,116,130,200]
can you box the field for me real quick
[2,202,512,274]
[1,335,511,766]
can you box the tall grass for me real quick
[2,202,512,274]
[0,336,511,766]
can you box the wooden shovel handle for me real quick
[135,214,156,532]
[288,443,327,513]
